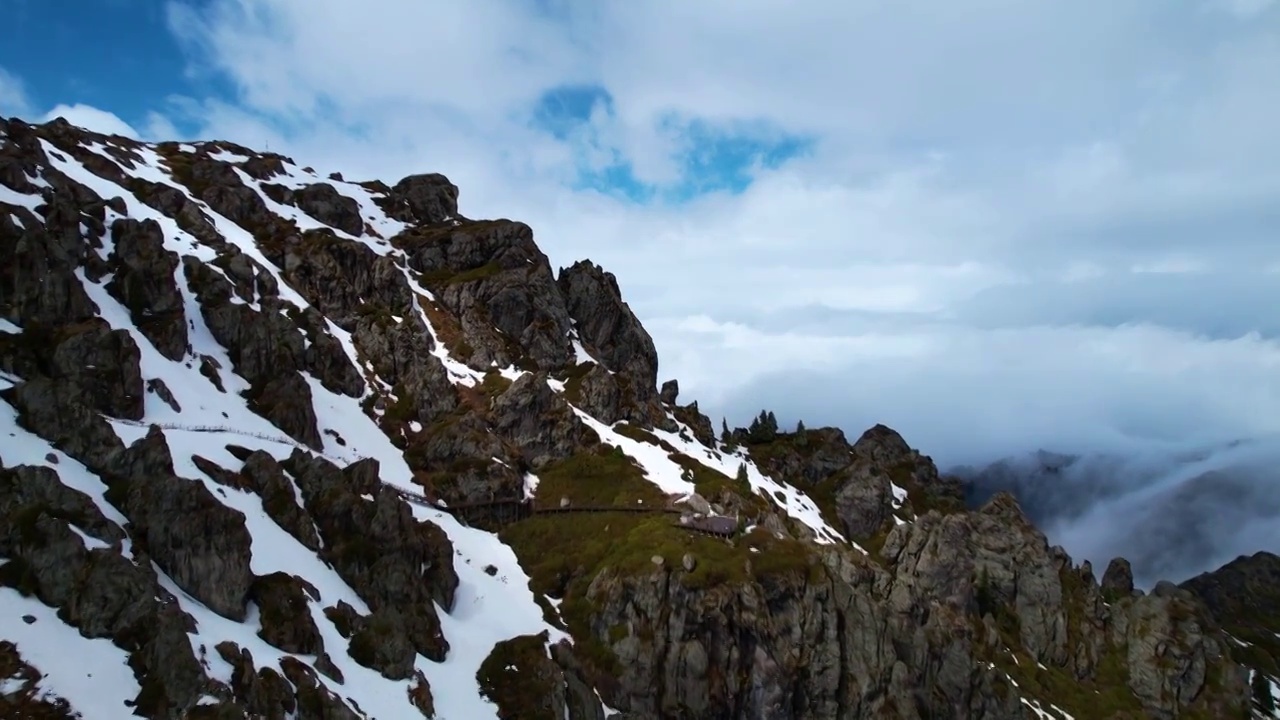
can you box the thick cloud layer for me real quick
[7,0,1278,582]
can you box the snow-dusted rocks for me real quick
[0,114,1264,720]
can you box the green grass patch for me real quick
[559,361,596,404]
[613,423,671,450]
[416,261,504,288]
[533,447,668,508]
[479,371,513,397]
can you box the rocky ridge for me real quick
[0,115,1270,719]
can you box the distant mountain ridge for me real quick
[0,115,1274,719]
[955,440,1280,588]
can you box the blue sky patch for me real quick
[0,0,230,132]
[669,116,813,197]
[532,86,812,204]
[531,84,614,141]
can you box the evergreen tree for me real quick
[745,409,778,443]
[794,419,808,447]
[721,417,731,442]
[735,462,749,485]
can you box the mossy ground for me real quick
[476,633,561,720]
[612,423,674,451]
[532,447,669,508]
[558,361,596,404]
[416,261,504,288]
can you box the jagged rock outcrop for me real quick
[402,218,575,370]
[285,452,457,661]
[1181,550,1280,712]
[384,173,460,225]
[105,217,188,359]
[1102,557,1137,597]
[558,260,667,426]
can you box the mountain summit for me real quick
[0,116,1274,719]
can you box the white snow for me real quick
[260,161,408,242]
[1019,694,1076,720]
[401,269,486,387]
[523,472,541,499]
[206,147,252,163]
[0,183,43,213]
[569,408,695,497]
[890,482,908,507]
[331,180,408,240]
[0,587,141,719]
[571,339,597,366]
[648,418,848,545]
[67,525,110,551]
[0,144,571,718]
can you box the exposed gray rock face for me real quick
[352,311,458,426]
[386,173,460,225]
[490,371,591,469]
[105,217,188,360]
[558,260,662,423]
[115,429,254,622]
[286,452,458,661]
[401,219,575,371]
[572,488,1246,720]
[0,463,214,717]
[672,400,716,446]
[239,451,321,551]
[659,378,679,405]
[252,572,325,655]
[1101,557,1136,597]
[347,607,419,680]
[278,229,414,328]
[262,182,364,236]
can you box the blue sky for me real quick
[0,0,204,128]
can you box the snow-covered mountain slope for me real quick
[0,116,848,719]
[0,115,1265,720]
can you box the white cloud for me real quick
[152,0,1280,436]
[0,67,31,116]
[42,103,141,139]
[22,0,1280,579]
